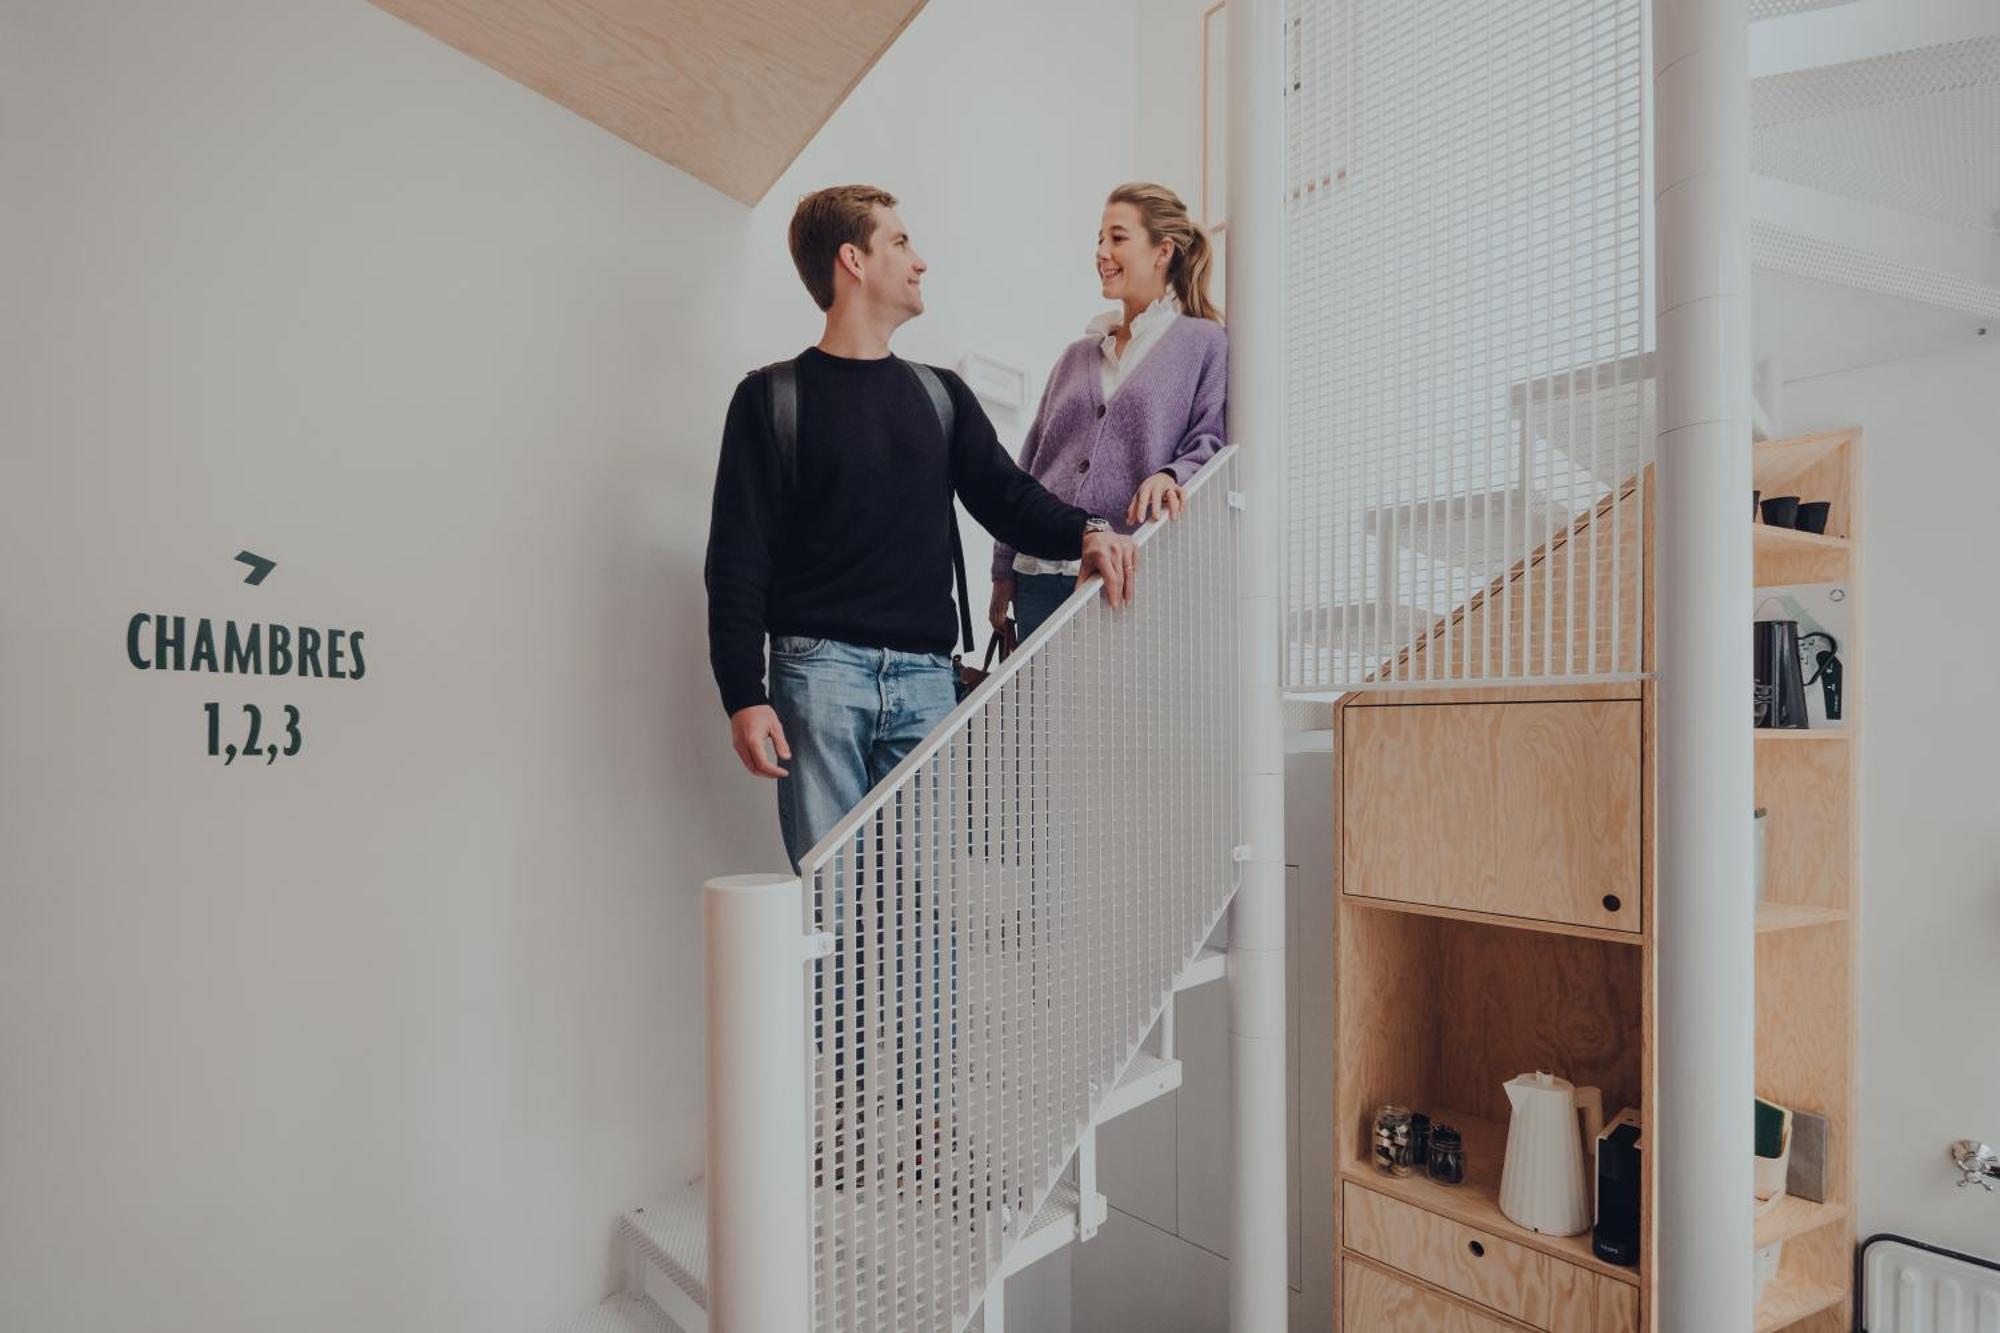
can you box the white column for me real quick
[1227,0,1288,1327]
[705,873,812,1333]
[1654,0,1756,1328]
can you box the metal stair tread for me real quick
[550,1294,684,1333]
[1174,946,1227,991]
[621,1182,708,1306]
[1026,1179,1083,1236]
[1097,1048,1183,1123]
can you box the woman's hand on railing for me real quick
[1125,472,1186,527]
[728,704,792,779]
[989,577,1014,632]
[1079,531,1139,608]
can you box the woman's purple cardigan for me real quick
[992,316,1229,579]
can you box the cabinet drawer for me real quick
[1342,701,1641,932]
[1344,1184,1553,1325]
[1343,1257,1526,1332]
[1596,1275,1639,1333]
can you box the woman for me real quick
[992,182,1228,640]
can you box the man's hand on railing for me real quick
[1079,531,1139,608]
[729,704,792,779]
[989,576,1015,632]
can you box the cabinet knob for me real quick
[1602,893,1623,912]
[1467,1240,1485,1258]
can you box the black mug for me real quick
[1760,495,1801,529]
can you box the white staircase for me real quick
[552,448,1252,1333]
[614,946,1231,1333]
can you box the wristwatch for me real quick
[1082,516,1113,538]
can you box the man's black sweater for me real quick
[705,347,1089,716]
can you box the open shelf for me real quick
[1339,1110,1640,1287]
[1341,891,1644,946]
[1755,901,1851,934]
[1754,729,1849,743]
[1754,525,1850,556]
[1755,1195,1848,1248]
[1754,1269,1846,1331]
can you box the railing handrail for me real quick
[797,443,1240,874]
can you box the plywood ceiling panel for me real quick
[369,0,930,205]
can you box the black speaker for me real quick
[1593,1109,1643,1267]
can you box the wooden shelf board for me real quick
[1754,525,1851,555]
[1754,1269,1846,1332]
[1754,729,1850,742]
[1342,892,1645,946]
[1339,1110,1642,1287]
[1754,1194,1847,1247]
[1754,429,1854,471]
[1756,902,1851,934]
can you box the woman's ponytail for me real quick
[1108,182,1223,324]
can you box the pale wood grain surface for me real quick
[1339,1116,1639,1287]
[1435,923,1643,1125]
[368,0,927,204]
[1343,1256,1533,1332]
[1344,701,1641,931]
[1345,1181,1556,1325]
[1597,1275,1641,1333]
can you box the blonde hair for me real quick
[1106,182,1222,323]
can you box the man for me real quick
[706,185,1139,869]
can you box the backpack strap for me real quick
[762,359,799,493]
[903,361,975,656]
[905,360,956,442]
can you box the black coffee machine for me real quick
[1753,618,1810,729]
[1594,1109,1643,1266]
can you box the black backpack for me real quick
[761,356,977,657]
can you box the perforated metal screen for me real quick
[798,453,1241,1333]
[1284,0,1653,691]
[1753,35,2000,234]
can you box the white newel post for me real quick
[1227,0,1288,1327]
[704,873,812,1332]
[1654,0,1757,1327]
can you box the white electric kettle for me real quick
[1499,1071,1605,1236]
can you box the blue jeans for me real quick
[769,636,957,1127]
[1013,571,1075,640]
[768,635,958,869]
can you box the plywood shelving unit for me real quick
[1750,429,1860,1333]
[1328,432,1860,1331]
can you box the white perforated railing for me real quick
[794,449,1240,1333]
[1284,0,1654,691]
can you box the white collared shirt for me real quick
[1089,293,1181,400]
[1012,296,1183,579]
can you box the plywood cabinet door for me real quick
[1342,1258,1527,1332]
[1596,1275,1640,1333]
[1343,701,1642,932]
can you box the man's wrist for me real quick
[1081,515,1113,540]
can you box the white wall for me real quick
[1783,339,2000,1262]
[0,2,1135,1330]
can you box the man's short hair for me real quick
[789,185,897,312]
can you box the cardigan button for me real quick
[1095,404,1106,419]
[1077,459,1091,474]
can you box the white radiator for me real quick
[1864,1236,2000,1333]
